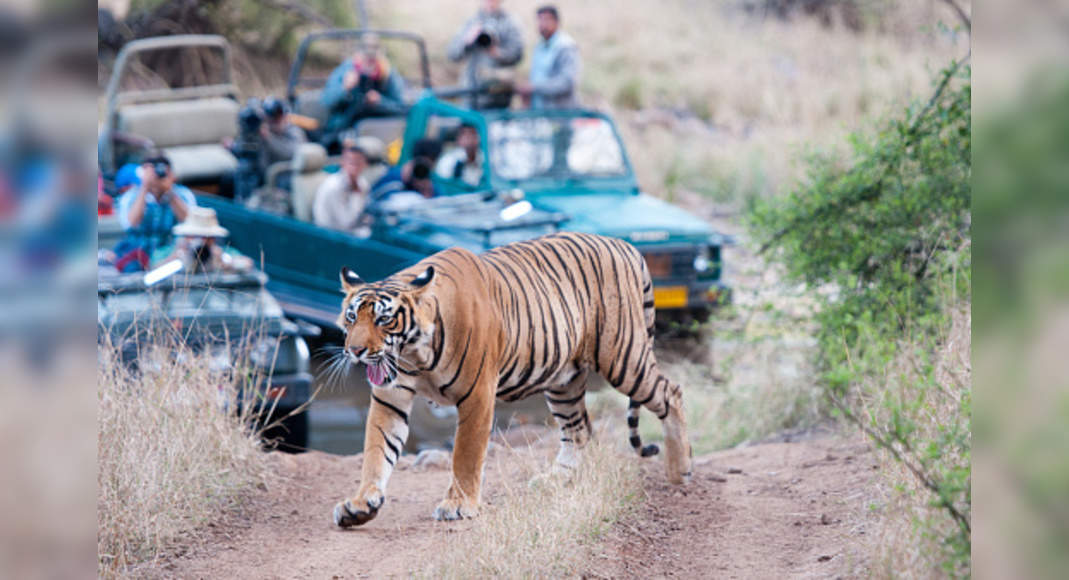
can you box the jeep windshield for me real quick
[488,115,629,184]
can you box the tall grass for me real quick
[423,425,643,578]
[97,338,271,577]
[864,304,971,577]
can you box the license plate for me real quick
[653,286,688,308]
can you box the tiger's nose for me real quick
[349,346,366,357]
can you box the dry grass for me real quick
[97,339,272,577]
[423,423,643,578]
[860,304,972,577]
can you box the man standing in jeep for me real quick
[447,0,524,108]
[515,5,580,109]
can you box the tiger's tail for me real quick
[626,245,661,457]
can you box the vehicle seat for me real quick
[353,136,388,186]
[292,90,328,130]
[291,143,330,222]
[116,97,239,183]
[355,118,407,164]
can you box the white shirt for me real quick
[435,148,484,187]
[313,171,370,232]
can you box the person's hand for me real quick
[514,81,533,96]
[464,25,482,47]
[160,174,177,198]
[343,69,359,91]
[365,89,382,106]
[222,136,234,149]
[259,124,270,138]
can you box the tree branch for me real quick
[939,0,971,32]
[758,54,969,256]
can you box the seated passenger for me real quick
[434,123,484,187]
[261,96,308,168]
[372,138,443,200]
[113,155,196,272]
[152,207,253,274]
[320,35,406,144]
[313,141,371,233]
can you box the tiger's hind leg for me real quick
[611,347,693,484]
[543,367,592,472]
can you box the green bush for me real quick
[751,62,971,575]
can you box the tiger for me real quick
[332,231,692,527]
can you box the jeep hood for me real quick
[530,192,713,243]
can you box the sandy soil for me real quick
[151,429,877,579]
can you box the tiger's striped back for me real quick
[477,232,678,457]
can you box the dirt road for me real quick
[156,431,877,579]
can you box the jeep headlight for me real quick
[693,246,711,273]
[249,337,279,370]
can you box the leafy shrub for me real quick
[751,61,971,575]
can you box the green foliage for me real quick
[751,62,971,575]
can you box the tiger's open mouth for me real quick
[366,361,388,387]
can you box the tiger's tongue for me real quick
[366,362,387,386]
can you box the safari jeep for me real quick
[198,95,730,329]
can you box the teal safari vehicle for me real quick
[199,94,731,328]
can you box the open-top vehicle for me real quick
[199,94,731,327]
[102,29,730,333]
[99,34,241,189]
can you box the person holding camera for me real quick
[371,138,444,200]
[320,35,406,143]
[113,155,196,272]
[447,0,524,108]
[515,5,580,109]
[435,123,484,187]
[260,96,307,167]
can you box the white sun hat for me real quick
[172,207,229,238]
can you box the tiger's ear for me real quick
[340,267,364,292]
[409,266,434,290]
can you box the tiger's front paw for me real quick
[333,485,385,528]
[432,496,478,521]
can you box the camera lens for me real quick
[411,159,431,180]
[475,32,492,47]
[154,162,169,178]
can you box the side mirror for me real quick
[143,259,183,286]
[499,200,533,222]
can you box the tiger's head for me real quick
[337,265,436,387]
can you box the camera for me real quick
[411,158,433,180]
[153,161,169,179]
[238,99,264,139]
[475,31,494,48]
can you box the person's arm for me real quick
[378,72,406,110]
[320,63,354,110]
[263,126,305,162]
[493,16,524,66]
[124,186,149,229]
[447,18,478,62]
[531,42,579,99]
[165,189,189,222]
